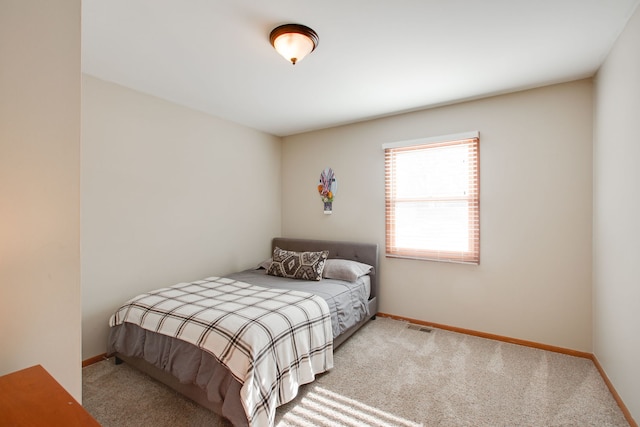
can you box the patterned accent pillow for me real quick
[267,247,329,281]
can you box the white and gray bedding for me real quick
[227,268,370,339]
[110,276,333,427]
[108,238,379,427]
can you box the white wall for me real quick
[0,1,82,399]
[282,80,593,352]
[593,4,640,423]
[81,76,282,359]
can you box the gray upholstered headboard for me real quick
[271,237,379,301]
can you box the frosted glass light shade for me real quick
[270,24,319,65]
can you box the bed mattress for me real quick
[227,268,371,338]
[108,270,371,426]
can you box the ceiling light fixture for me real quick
[269,24,319,65]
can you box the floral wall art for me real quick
[318,168,337,214]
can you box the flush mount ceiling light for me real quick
[269,24,319,65]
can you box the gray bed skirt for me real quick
[109,322,249,426]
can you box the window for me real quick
[384,132,480,264]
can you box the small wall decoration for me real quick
[318,167,337,214]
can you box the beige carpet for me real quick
[83,317,629,426]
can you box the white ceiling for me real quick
[82,0,639,137]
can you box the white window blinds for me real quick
[384,132,480,264]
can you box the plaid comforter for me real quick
[109,277,334,427]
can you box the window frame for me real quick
[383,132,480,264]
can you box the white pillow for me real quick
[257,258,272,270]
[322,259,373,282]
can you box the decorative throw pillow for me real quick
[267,247,329,281]
[322,259,374,282]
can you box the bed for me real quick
[107,237,379,427]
